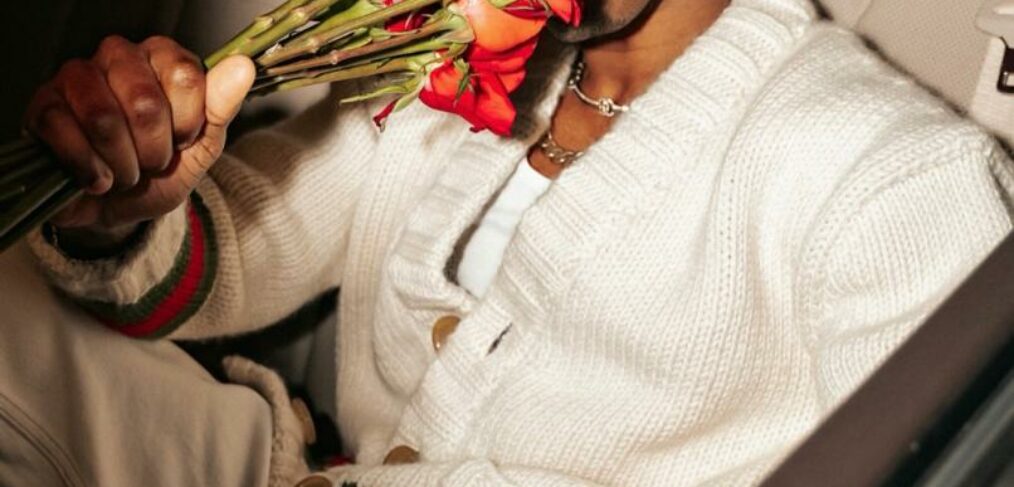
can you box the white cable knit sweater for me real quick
[31,0,1014,484]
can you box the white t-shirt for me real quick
[456,159,551,298]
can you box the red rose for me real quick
[457,0,546,52]
[466,37,538,91]
[372,0,582,135]
[544,0,581,25]
[467,37,537,74]
[501,0,553,20]
[419,60,515,135]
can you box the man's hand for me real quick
[24,35,255,239]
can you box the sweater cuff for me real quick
[29,194,218,338]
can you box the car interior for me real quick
[0,0,1011,485]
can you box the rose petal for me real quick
[457,0,546,52]
[497,69,527,92]
[420,61,516,135]
[473,72,515,135]
[502,0,552,20]
[467,37,538,74]
[543,0,581,25]
[372,100,398,130]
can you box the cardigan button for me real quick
[431,315,461,352]
[294,474,331,487]
[383,445,420,465]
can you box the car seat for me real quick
[818,0,1014,146]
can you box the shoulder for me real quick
[733,22,1014,250]
[738,22,995,171]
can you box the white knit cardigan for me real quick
[32,0,1014,484]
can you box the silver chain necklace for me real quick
[537,131,583,168]
[536,58,631,169]
[567,59,631,118]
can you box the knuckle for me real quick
[58,58,91,79]
[98,35,130,54]
[82,109,121,142]
[26,84,59,122]
[167,62,204,91]
[141,35,175,51]
[126,89,165,129]
[35,104,64,133]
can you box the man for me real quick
[2,0,1012,485]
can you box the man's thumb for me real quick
[205,55,256,129]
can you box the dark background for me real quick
[0,0,328,141]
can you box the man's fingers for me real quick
[94,36,174,174]
[174,55,254,189]
[58,59,140,190]
[142,36,207,150]
[25,84,113,195]
[205,55,255,130]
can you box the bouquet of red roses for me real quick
[0,0,580,252]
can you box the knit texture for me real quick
[222,355,310,487]
[30,0,1014,484]
[29,194,216,338]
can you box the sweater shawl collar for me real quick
[386,0,817,331]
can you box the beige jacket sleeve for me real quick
[29,89,380,339]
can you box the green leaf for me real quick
[454,60,471,101]
[394,77,425,111]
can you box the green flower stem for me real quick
[263,20,455,76]
[0,183,27,204]
[2,0,459,253]
[257,0,441,67]
[0,145,43,174]
[242,0,345,61]
[0,170,71,238]
[0,180,80,252]
[0,152,53,193]
[342,29,467,68]
[204,0,313,68]
[0,137,37,160]
[254,51,440,95]
[300,0,381,41]
[205,0,342,69]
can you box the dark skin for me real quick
[24,37,255,253]
[25,0,728,254]
[532,0,729,178]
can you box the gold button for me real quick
[295,474,331,487]
[291,398,317,445]
[383,445,420,465]
[431,315,461,352]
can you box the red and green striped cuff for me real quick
[78,194,217,339]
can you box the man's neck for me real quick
[580,0,731,104]
[528,0,729,179]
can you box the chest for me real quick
[343,134,815,469]
[354,108,807,401]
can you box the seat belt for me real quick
[972,0,1014,147]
